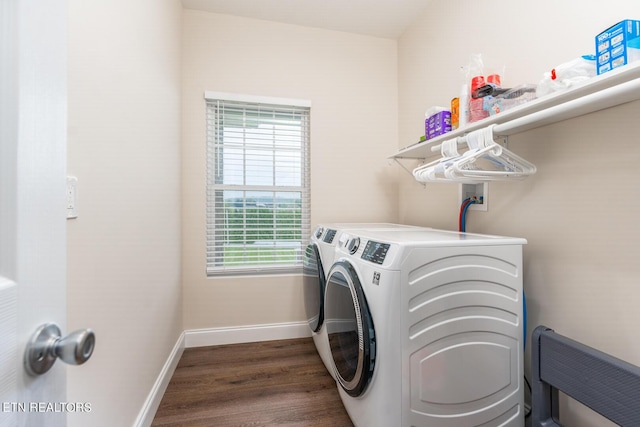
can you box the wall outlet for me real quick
[459,182,488,211]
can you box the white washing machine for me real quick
[324,228,527,427]
[303,223,421,379]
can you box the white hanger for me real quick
[445,125,537,182]
[412,138,462,183]
[412,125,536,183]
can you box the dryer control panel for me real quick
[361,240,390,265]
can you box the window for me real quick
[205,92,311,276]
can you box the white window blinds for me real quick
[205,94,311,276]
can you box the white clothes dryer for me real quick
[303,223,421,379]
[324,228,527,427]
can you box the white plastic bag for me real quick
[536,55,596,97]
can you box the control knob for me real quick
[346,237,360,254]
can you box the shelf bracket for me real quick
[391,158,425,187]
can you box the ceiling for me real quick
[181,0,432,39]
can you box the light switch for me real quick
[66,176,78,219]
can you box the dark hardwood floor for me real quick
[152,337,354,427]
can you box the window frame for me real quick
[204,91,311,277]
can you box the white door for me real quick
[1,1,68,426]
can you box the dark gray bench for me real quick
[531,325,640,426]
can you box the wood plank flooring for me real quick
[152,337,354,427]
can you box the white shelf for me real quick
[391,62,640,160]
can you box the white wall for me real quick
[398,1,640,425]
[67,1,182,426]
[181,11,399,329]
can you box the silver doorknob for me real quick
[24,323,95,376]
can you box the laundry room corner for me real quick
[397,1,640,425]
[180,10,401,332]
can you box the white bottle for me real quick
[459,84,469,129]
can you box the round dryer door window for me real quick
[303,244,325,333]
[325,260,375,397]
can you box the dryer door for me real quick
[325,260,376,397]
[303,243,325,333]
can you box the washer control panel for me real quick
[361,240,390,265]
[323,228,337,243]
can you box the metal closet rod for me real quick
[430,76,640,153]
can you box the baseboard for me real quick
[133,322,310,426]
[133,332,185,427]
[184,321,311,348]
